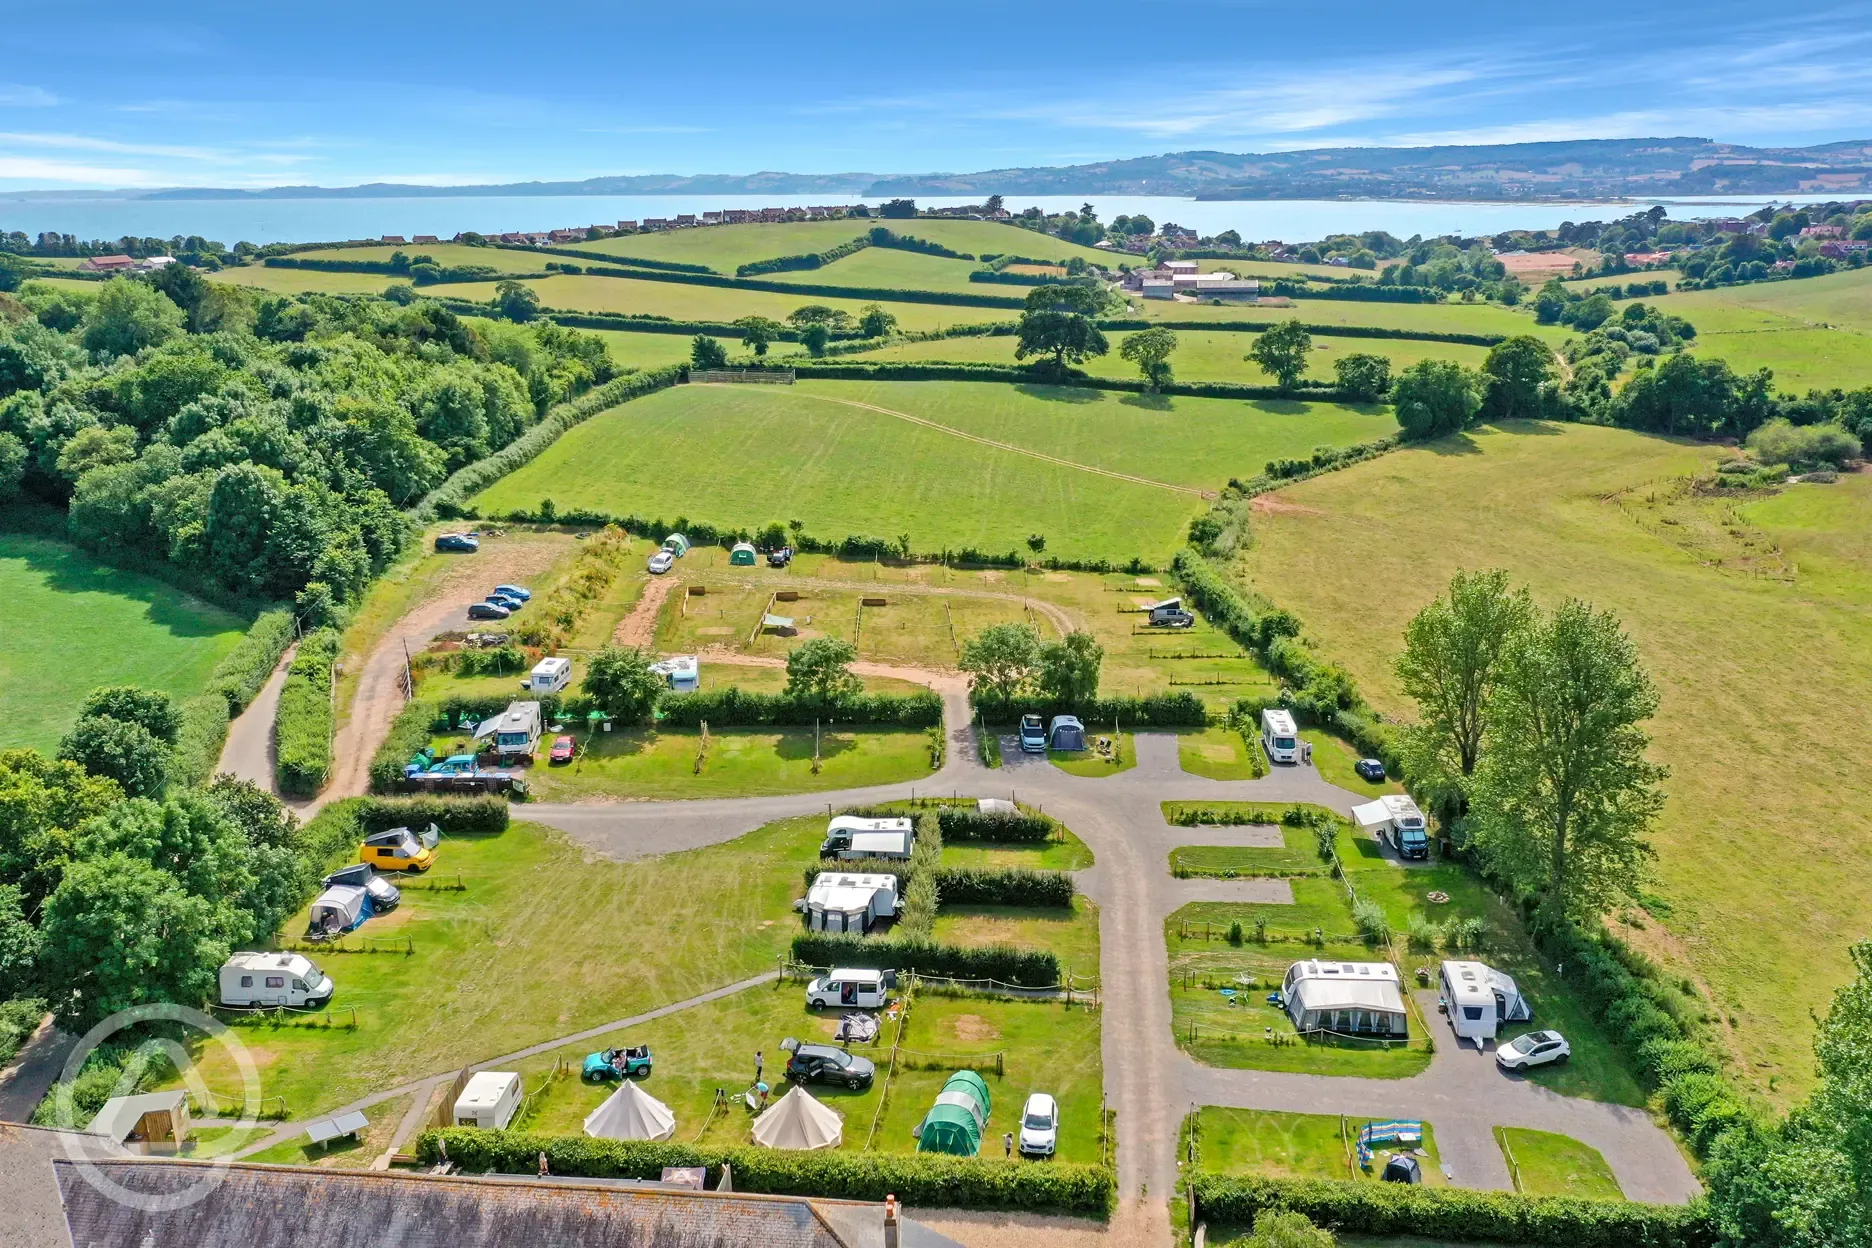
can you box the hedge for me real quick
[356,795,509,836]
[274,628,339,797]
[932,867,1074,908]
[1263,280,1442,303]
[415,366,682,520]
[791,932,1061,987]
[971,690,1209,728]
[790,361,1357,403]
[658,687,942,728]
[1190,1175,1713,1248]
[206,609,296,714]
[369,699,439,793]
[171,693,231,787]
[1097,318,1506,347]
[291,797,369,880]
[490,242,713,274]
[736,234,870,276]
[968,269,1059,285]
[935,808,1055,844]
[417,1129,1112,1213]
[262,256,513,284]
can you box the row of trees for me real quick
[958,623,1103,706]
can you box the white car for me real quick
[1496,1029,1570,1071]
[1018,1092,1058,1157]
[647,550,675,575]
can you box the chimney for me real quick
[883,1194,899,1248]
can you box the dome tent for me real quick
[915,1070,991,1156]
[583,1078,676,1142]
[751,1086,843,1150]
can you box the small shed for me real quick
[729,542,757,566]
[87,1091,190,1154]
[307,884,372,937]
[584,1079,676,1142]
[804,872,899,933]
[916,1070,991,1156]
[662,533,690,557]
[1048,715,1086,751]
[752,1087,843,1150]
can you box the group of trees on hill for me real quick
[0,273,614,611]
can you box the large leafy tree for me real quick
[76,687,180,745]
[733,316,784,358]
[56,716,170,799]
[1015,311,1108,372]
[1395,570,1533,793]
[785,638,863,703]
[1247,320,1312,390]
[959,623,1040,705]
[1118,327,1177,390]
[1469,598,1667,921]
[80,278,185,358]
[1480,335,1555,421]
[1332,353,1391,402]
[1035,631,1103,705]
[1392,359,1482,441]
[583,646,666,724]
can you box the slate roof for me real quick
[54,1158,967,1248]
[0,1122,120,1248]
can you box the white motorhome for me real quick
[649,655,699,692]
[219,952,334,1009]
[806,968,889,1009]
[454,1071,522,1130]
[1352,795,1430,860]
[474,700,542,760]
[1261,708,1301,764]
[527,657,572,694]
[1440,960,1533,1043]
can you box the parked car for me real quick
[1019,714,1047,753]
[784,1043,875,1090]
[1355,758,1387,782]
[322,862,402,912]
[435,534,479,553]
[766,546,793,568]
[467,602,511,621]
[647,550,675,575]
[486,592,525,612]
[492,584,532,601]
[548,735,576,765]
[1496,1030,1570,1071]
[1018,1092,1059,1157]
[358,828,435,873]
[582,1045,651,1082]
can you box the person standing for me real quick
[1003,1131,1014,1159]
[755,1050,764,1084]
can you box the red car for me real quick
[548,735,577,765]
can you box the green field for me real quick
[1242,420,1872,1101]
[284,242,548,273]
[573,218,1114,274]
[1496,1127,1624,1200]
[470,380,1396,563]
[1193,1106,1447,1185]
[768,246,995,295]
[1634,268,1872,389]
[1129,296,1566,343]
[848,328,1492,385]
[211,266,402,296]
[0,531,250,752]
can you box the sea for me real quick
[0,192,1846,248]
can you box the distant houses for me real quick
[78,254,175,274]
[1122,265,1261,302]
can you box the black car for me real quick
[434,533,480,553]
[766,546,793,568]
[1355,758,1387,782]
[467,601,511,620]
[785,1043,875,1090]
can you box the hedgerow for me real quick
[933,867,1074,908]
[205,609,297,714]
[658,687,943,728]
[792,932,1060,986]
[263,256,514,284]
[369,699,439,793]
[970,690,1209,727]
[274,628,339,797]
[417,1129,1113,1212]
[491,242,714,274]
[737,234,871,276]
[568,262,1027,309]
[1097,318,1506,347]
[1190,1174,1713,1248]
[935,808,1055,844]
[356,795,509,836]
[170,693,231,788]
[790,360,1355,402]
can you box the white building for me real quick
[1282,960,1409,1037]
[1439,960,1532,1043]
[803,871,900,933]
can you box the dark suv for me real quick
[784,1044,876,1090]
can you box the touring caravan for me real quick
[474,700,542,761]
[1440,960,1533,1043]
[820,816,915,860]
[453,1071,522,1130]
[803,873,900,933]
[527,657,572,694]
[219,952,334,1009]
[650,655,700,692]
[1261,708,1301,764]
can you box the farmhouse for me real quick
[1281,959,1409,1037]
[413,234,438,245]
[803,871,899,933]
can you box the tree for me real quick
[1035,631,1102,705]
[879,199,917,219]
[1332,353,1391,402]
[0,431,22,503]
[77,687,181,744]
[1247,320,1311,390]
[1482,336,1556,421]
[1015,307,1108,373]
[786,305,850,332]
[690,335,728,370]
[57,716,170,798]
[0,884,39,999]
[960,623,1040,705]
[1746,419,1862,471]
[857,304,897,338]
[734,316,783,358]
[583,646,665,724]
[494,280,539,323]
[785,637,862,703]
[799,324,830,356]
[1024,283,1107,318]
[0,253,25,293]
[1470,598,1667,922]
[1391,359,1482,440]
[1395,570,1533,801]
[146,262,209,328]
[1240,1210,1336,1248]
[80,278,185,358]
[1119,326,1178,390]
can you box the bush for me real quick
[1743,419,1861,471]
[1352,897,1390,943]
[369,699,440,793]
[206,609,296,714]
[935,808,1055,843]
[356,795,509,836]
[274,628,338,797]
[417,1128,1112,1213]
[1191,1174,1713,1248]
[290,797,368,879]
[932,867,1074,908]
[792,932,1060,987]
[657,687,942,728]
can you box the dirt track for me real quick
[611,573,679,647]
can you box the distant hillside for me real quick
[862,138,1872,200]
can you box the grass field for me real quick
[848,328,1492,385]
[1241,420,1872,1101]
[1633,268,1872,389]
[211,266,402,296]
[768,247,993,295]
[1128,297,1567,343]
[1193,1106,1446,1185]
[573,219,1115,274]
[1495,1127,1624,1200]
[0,531,250,751]
[470,380,1396,563]
[1168,822,1322,877]
[1176,725,1262,780]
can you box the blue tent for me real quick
[1049,715,1086,751]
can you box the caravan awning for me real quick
[472,716,501,741]
[1351,800,1392,833]
[762,614,795,629]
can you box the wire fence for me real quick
[779,959,1099,1003]
[187,1087,290,1120]
[894,1047,1005,1076]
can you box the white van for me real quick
[219,952,334,1009]
[806,968,889,1009]
[527,657,572,694]
[1261,708,1301,764]
[453,1071,522,1130]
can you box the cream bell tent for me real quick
[751,1086,843,1150]
[583,1078,676,1142]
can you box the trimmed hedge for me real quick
[792,932,1060,987]
[972,690,1209,728]
[292,797,369,879]
[790,361,1357,402]
[356,795,509,836]
[417,1129,1113,1213]
[1097,318,1506,347]
[935,808,1054,844]
[492,242,714,274]
[369,699,438,793]
[736,234,869,276]
[1263,280,1442,303]
[1191,1175,1712,1248]
[416,366,682,520]
[933,867,1074,908]
[274,628,339,797]
[263,256,510,284]
[206,609,296,714]
[658,687,942,728]
[171,693,231,788]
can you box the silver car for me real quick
[1496,1029,1570,1070]
[647,550,675,574]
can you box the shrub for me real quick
[206,609,296,714]
[1407,914,1443,952]
[1352,897,1390,943]
[791,932,1060,987]
[274,628,339,797]
[356,795,509,836]
[417,1129,1112,1212]
[1660,1072,1755,1154]
[935,808,1055,844]
[658,687,942,728]
[932,867,1074,908]
[170,693,231,787]
[1743,418,1861,471]
[369,699,440,793]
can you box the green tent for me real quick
[730,542,757,566]
[915,1070,991,1156]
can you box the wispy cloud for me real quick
[0,131,224,161]
[0,156,155,184]
[0,84,56,107]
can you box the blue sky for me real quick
[2,0,1870,189]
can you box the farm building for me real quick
[1281,959,1409,1038]
[803,872,899,933]
[1439,960,1532,1042]
[650,655,700,692]
[1048,716,1086,750]
[729,542,757,565]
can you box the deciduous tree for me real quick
[690,335,728,370]
[76,687,181,745]
[785,638,862,703]
[583,646,666,724]
[959,623,1040,704]
[1247,320,1311,390]
[1482,335,1556,421]
[1392,359,1482,440]
[57,716,170,799]
[734,316,783,358]
[1332,353,1391,402]
[1119,326,1177,390]
[1035,631,1103,705]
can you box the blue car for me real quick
[486,593,525,612]
[493,584,532,601]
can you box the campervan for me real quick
[1353,795,1430,860]
[805,968,889,1009]
[219,952,334,1009]
[527,657,572,694]
[453,1071,522,1130]
[1145,597,1195,628]
[1261,708,1301,764]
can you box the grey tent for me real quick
[1048,715,1086,751]
[1382,1154,1422,1184]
